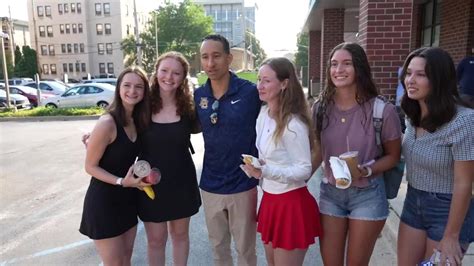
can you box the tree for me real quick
[294,32,309,86]
[13,46,38,78]
[122,0,213,73]
[246,31,266,68]
[0,50,14,80]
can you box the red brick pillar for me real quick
[309,30,321,97]
[321,9,345,90]
[439,0,474,64]
[359,0,413,99]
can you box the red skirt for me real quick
[257,186,322,250]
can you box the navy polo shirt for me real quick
[194,72,261,194]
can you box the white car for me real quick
[0,89,31,109]
[41,83,115,108]
[24,81,69,95]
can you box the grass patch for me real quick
[0,107,105,117]
[196,71,257,85]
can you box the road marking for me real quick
[0,222,145,266]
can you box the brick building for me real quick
[304,0,474,99]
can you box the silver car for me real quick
[0,89,31,109]
[41,83,115,108]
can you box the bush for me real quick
[0,107,105,117]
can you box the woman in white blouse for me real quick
[242,57,322,266]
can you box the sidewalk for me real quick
[384,179,474,264]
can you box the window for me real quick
[39,26,45,37]
[104,3,110,15]
[45,6,51,17]
[58,4,63,14]
[50,64,57,74]
[105,23,111,34]
[98,43,104,55]
[64,4,69,13]
[60,24,64,34]
[74,43,78,53]
[63,63,68,73]
[77,3,82,13]
[37,6,44,17]
[95,3,102,15]
[61,44,66,53]
[69,63,73,72]
[47,26,53,37]
[106,43,112,54]
[107,63,114,74]
[96,24,103,35]
[42,64,49,74]
[75,63,80,72]
[67,44,72,53]
[65,24,70,34]
[422,0,441,47]
[72,24,77,34]
[78,23,83,33]
[99,63,106,73]
[81,63,86,72]
[80,43,84,53]
[71,3,76,13]
[49,45,55,55]
[41,45,47,55]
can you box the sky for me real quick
[0,0,309,57]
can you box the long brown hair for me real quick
[108,66,151,132]
[315,42,378,141]
[260,57,315,149]
[149,51,195,118]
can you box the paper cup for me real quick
[339,151,360,180]
[133,160,151,178]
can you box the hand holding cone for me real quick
[133,160,161,200]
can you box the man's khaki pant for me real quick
[201,187,258,266]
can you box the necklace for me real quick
[341,117,346,123]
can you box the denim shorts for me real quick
[401,185,474,246]
[319,177,389,220]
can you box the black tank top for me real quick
[96,116,140,179]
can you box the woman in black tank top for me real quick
[79,67,151,265]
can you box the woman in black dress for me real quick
[138,52,201,266]
[79,67,151,265]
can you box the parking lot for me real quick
[0,119,396,265]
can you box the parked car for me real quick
[0,78,34,86]
[2,85,55,107]
[24,81,69,95]
[83,78,117,86]
[41,83,115,108]
[0,89,31,109]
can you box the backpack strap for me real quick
[373,97,386,156]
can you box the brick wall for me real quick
[309,30,321,86]
[439,0,474,64]
[321,8,345,90]
[359,0,412,99]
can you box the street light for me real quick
[0,32,11,108]
[154,9,159,58]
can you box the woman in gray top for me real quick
[398,47,474,266]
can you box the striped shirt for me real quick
[402,106,474,194]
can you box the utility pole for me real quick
[133,0,142,66]
[154,10,159,58]
[241,10,247,71]
[31,0,41,79]
[1,32,11,108]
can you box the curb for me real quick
[0,115,100,122]
[382,204,400,253]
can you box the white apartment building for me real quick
[27,0,150,80]
[1,17,31,63]
[193,0,255,49]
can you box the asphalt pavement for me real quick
[0,117,410,265]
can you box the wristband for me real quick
[115,177,123,186]
[362,166,372,177]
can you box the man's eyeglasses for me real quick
[210,100,219,125]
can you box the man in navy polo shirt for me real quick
[194,34,261,266]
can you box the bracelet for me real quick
[115,177,123,186]
[362,166,372,177]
